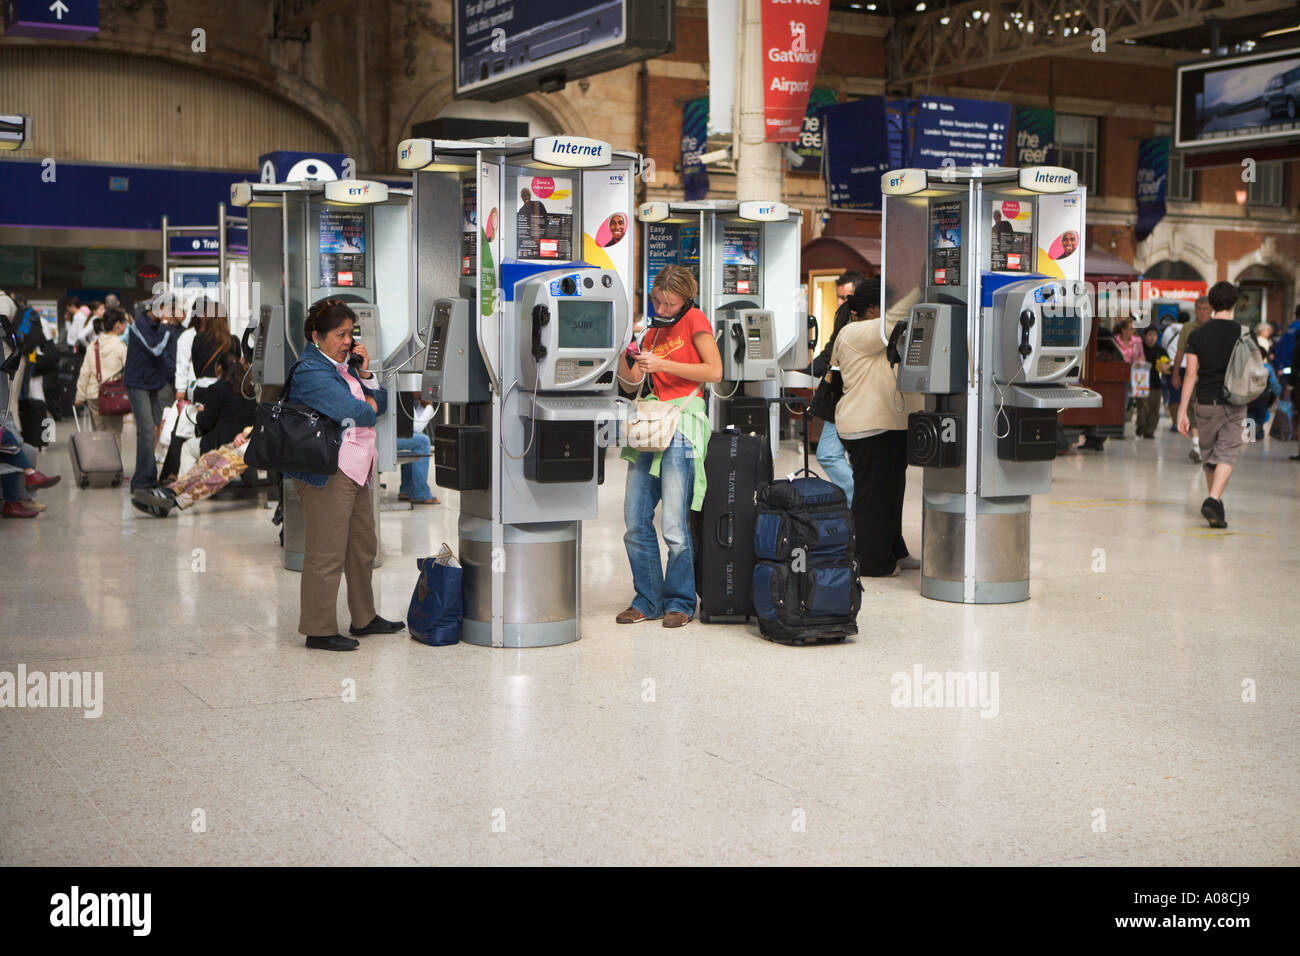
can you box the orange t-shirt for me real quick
[640,308,713,401]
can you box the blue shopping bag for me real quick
[408,552,462,646]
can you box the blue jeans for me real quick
[127,386,164,490]
[1,439,32,502]
[397,434,433,500]
[816,420,854,505]
[623,433,697,618]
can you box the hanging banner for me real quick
[762,0,832,143]
[681,97,710,202]
[708,0,738,136]
[1135,137,1170,243]
[822,98,891,211]
[1014,107,1056,166]
[788,87,839,172]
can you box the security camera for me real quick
[0,115,32,151]
[784,147,803,167]
[697,147,732,166]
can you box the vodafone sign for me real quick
[763,0,831,143]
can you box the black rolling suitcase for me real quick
[752,474,861,645]
[696,428,773,623]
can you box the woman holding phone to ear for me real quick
[615,265,723,628]
[284,298,404,651]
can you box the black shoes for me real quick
[1200,496,1227,529]
[306,634,360,651]
[131,487,176,518]
[349,615,406,636]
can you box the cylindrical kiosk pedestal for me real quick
[920,490,1030,604]
[459,517,578,647]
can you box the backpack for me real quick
[752,474,861,645]
[1223,326,1269,407]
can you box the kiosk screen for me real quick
[1041,313,1080,348]
[558,300,613,349]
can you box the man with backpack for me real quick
[1177,281,1266,529]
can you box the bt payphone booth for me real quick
[881,165,1101,604]
[398,135,639,647]
[635,200,806,458]
[231,177,414,571]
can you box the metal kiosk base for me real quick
[920,490,1030,604]
[458,517,579,647]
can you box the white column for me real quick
[734,0,783,203]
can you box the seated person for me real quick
[395,392,438,505]
[177,350,257,476]
[131,426,253,517]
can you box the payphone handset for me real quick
[992,280,1092,385]
[347,303,381,370]
[718,308,778,382]
[517,269,630,392]
[896,302,967,394]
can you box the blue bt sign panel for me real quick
[3,0,98,39]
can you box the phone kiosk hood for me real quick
[232,176,413,572]
[881,165,1101,605]
[401,135,640,648]
[635,199,803,455]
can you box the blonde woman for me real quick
[615,265,722,628]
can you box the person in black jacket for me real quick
[174,350,256,475]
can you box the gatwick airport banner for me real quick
[1135,137,1170,242]
[762,0,831,142]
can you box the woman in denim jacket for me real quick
[285,299,404,651]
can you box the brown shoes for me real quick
[617,608,692,627]
[616,607,658,624]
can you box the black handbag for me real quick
[243,362,342,475]
[809,369,843,423]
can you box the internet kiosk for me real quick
[882,165,1101,603]
[231,176,414,571]
[399,135,639,647]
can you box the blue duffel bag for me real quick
[408,551,462,646]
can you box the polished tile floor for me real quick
[2,415,1296,865]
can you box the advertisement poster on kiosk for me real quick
[480,162,500,319]
[582,168,633,295]
[461,179,477,277]
[1036,193,1084,281]
[989,199,1033,274]
[645,223,701,297]
[722,225,761,295]
[319,209,367,287]
[929,200,962,286]
[516,175,573,260]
